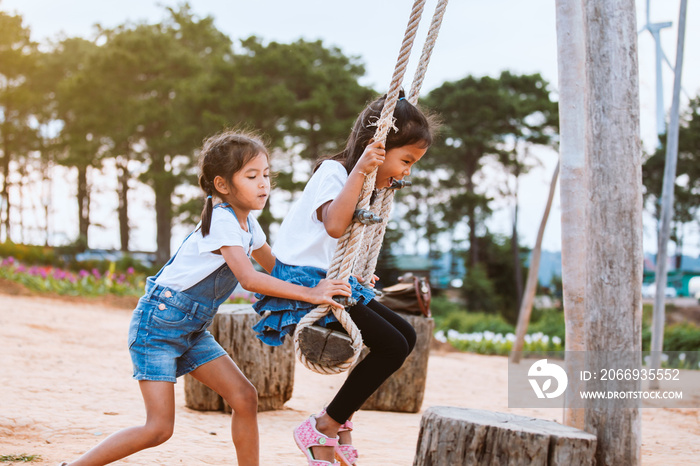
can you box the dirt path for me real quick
[1,293,698,464]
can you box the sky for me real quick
[2,0,699,256]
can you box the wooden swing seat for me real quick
[297,325,355,366]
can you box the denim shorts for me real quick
[128,287,227,383]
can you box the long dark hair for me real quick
[198,130,269,237]
[315,89,436,174]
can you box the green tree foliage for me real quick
[643,96,700,267]
[465,232,529,323]
[414,72,556,317]
[490,72,558,303]
[35,37,101,249]
[83,6,235,262]
[0,10,38,242]
[420,74,506,269]
[221,37,373,233]
[417,72,555,266]
[678,97,700,205]
[1,5,375,262]
[228,37,372,160]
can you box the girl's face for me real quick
[375,142,427,189]
[215,152,270,213]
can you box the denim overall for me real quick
[128,204,253,382]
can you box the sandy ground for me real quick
[1,292,699,465]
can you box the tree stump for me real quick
[360,312,434,413]
[184,304,294,412]
[413,407,597,466]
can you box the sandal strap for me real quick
[295,416,339,448]
[335,444,359,466]
[338,420,353,432]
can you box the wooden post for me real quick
[583,0,643,464]
[554,0,588,430]
[360,313,433,413]
[413,407,597,466]
[184,304,295,412]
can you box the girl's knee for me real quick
[376,333,411,367]
[404,326,417,354]
[142,422,174,447]
[224,381,258,416]
[393,338,411,368]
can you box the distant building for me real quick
[393,248,568,290]
[393,250,700,297]
[393,250,466,289]
[393,254,432,277]
[644,253,700,297]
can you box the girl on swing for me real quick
[253,90,437,465]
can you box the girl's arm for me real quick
[318,140,386,238]
[220,245,350,307]
[250,243,276,274]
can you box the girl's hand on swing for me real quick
[308,279,352,309]
[352,274,379,288]
[352,140,385,178]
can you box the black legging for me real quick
[324,299,416,424]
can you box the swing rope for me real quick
[293,0,449,375]
[358,0,449,285]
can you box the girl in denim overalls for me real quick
[60,131,350,466]
[253,91,436,465]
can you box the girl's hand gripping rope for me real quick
[353,274,379,288]
[352,140,385,178]
[308,279,352,309]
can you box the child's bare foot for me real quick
[338,429,352,445]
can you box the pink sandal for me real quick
[335,420,359,466]
[293,414,341,466]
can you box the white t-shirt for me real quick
[155,206,267,291]
[273,160,347,270]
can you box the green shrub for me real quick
[435,298,700,359]
[527,309,566,342]
[429,295,464,317]
[437,309,514,335]
[664,322,700,352]
[0,241,157,275]
[462,263,504,314]
[643,321,700,352]
[0,242,60,266]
